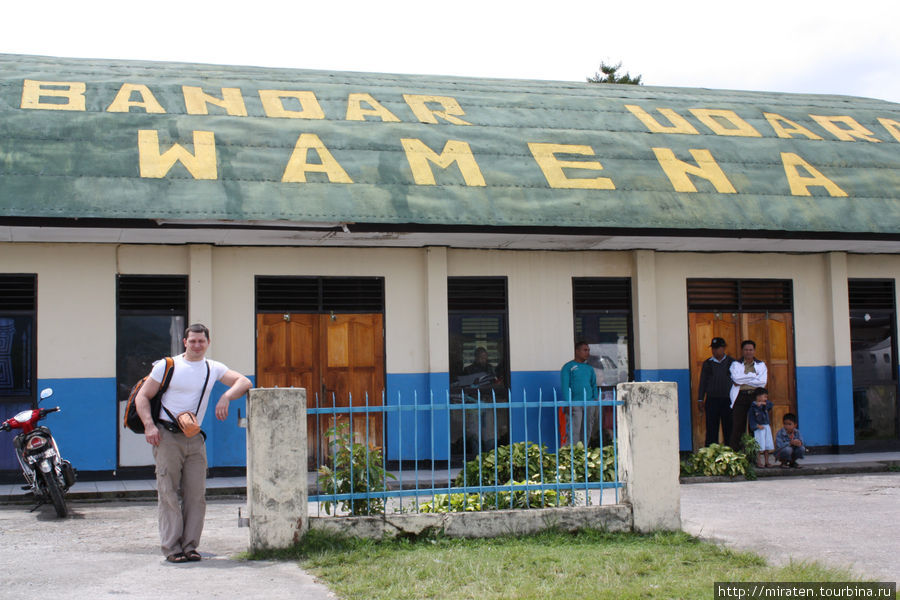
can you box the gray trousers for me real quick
[152,427,207,557]
[568,405,599,446]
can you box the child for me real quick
[747,387,775,467]
[775,413,806,468]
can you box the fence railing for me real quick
[307,388,624,516]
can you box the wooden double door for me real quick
[688,312,796,450]
[256,313,385,467]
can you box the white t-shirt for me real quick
[149,354,229,425]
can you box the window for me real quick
[572,278,633,387]
[116,276,188,403]
[0,275,36,403]
[448,277,509,456]
[848,279,898,442]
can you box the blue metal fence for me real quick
[309,388,623,516]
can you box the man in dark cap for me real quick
[697,337,734,447]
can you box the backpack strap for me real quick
[152,357,176,424]
[193,360,211,416]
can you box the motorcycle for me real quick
[0,388,76,517]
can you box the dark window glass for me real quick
[116,276,188,402]
[573,278,633,387]
[849,280,898,442]
[448,277,509,458]
[0,275,36,403]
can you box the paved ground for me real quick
[681,472,900,585]
[1,464,897,598]
[0,499,335,600]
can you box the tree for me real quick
[587,61,643,85]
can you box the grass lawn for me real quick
[250,529,877,600]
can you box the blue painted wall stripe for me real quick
[12,365,863,473]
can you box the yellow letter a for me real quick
[282,133,353,183]
[781,152,847,197]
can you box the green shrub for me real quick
[680,443,751,478]
[422,441,617,512]
[317,422,397,516]
[453,441,617,488]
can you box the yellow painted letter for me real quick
[689,109,761,137]
[652,148,736,193]
[625,105,698,134]
[809,115,881,142]
[781,152,847,197]
[528,143,615,190]
[763,113,823,140]
[21,79,86,111]
[182,86,248,116]
[259,90,325,119]
[346,93,401,122]
[138,130,217,180]
[401,139,485,186]
[282,133,353,183]
[878,118,900,143]
[107,83,166,113]
[403,95,472,125]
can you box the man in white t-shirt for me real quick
[135,323,251,564]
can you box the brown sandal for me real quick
[184,550,202,562]
[166,553,188,564]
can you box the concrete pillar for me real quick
[825,252,855,446]
[425,246,449,381]
[616,381,680,532]
[632,250,659,377]
[246,387,308,551]
[188,244,213,328]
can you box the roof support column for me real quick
[631,249,659,379]
[188,244,213,332]
[425,246,449,391]
[825,251,854,446]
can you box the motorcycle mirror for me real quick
[40,388,53,401]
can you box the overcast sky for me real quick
[3,0,899,103]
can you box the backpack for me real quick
[123,357,175,433]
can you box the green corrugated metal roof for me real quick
[1,53,899,235]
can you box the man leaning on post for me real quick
[135,323,251,564]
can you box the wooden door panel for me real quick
[689,311,795,450]
[257,312,385,467]
[688,312,740,448]
[322,315,384,450]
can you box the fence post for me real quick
[246,387,308,551]
[616,382,680,532]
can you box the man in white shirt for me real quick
[135,323,251,564]
[728,339,768,450]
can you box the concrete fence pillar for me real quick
[616,382,681,532]
[246,387,308,551]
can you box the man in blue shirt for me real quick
[560,341,598,446]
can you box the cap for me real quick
[710,337,727,348]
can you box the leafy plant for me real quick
[453,441,617,488]
[555,443,617,483]
[680,443,751,478]
[418,492,483,513]
[317,422,396,516]
[740,434,761,480]
[433,441,617,512]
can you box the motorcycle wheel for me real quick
[42,469,68,518]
